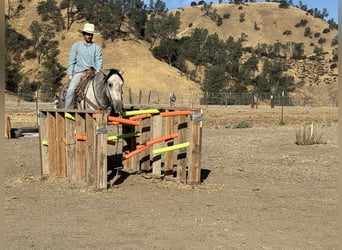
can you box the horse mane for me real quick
[102,68,124,83]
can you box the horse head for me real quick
[103,69,124,114]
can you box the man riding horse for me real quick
[65,23,103,109]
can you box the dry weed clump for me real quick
[295,123,327,145]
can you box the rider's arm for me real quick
[94,45,103,73]
[67,42,78,79]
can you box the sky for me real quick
[158,0,338,22]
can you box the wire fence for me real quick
[5,88,338,113]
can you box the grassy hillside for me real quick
[5,0,338,105]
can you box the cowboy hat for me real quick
[79,23,97,34]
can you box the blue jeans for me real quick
[64,72,86,108]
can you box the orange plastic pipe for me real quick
[76,135,87,141]
[160,110,192,117]
[122,145,152,160]
[145,133,178,146]
[62,135,87,144]
[108,116,140,126]
[92,114,140,126]
[129,113,152,121]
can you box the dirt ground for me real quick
[4,105,338,249]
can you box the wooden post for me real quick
[138,90,142,105]
[128,88,133,105]
[39,111,49,175]
[95,112,108,189]
[5,116,11,139]
[188,111,202,184]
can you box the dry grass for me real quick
[295,123,327,145]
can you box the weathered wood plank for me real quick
[164,116,174,176]
[95,112,108,189]
[47,112,57,176]
[152,115,163,177]
[56,112,66,177]
[176,115,188,183]
[139,117,151,171]
[188,114,202,184]
[76,113,86,183]
[86,113,96,186]
[39,111,49,175]
[65,112,76,180]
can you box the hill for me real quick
[5,0,338,105]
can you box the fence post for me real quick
[188,109,202,184]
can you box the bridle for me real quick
[82,70,122,110]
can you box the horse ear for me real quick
[119,69,125,75]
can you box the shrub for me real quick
[331,37,338,46]
[223,13,230,19]
[322,28,330,33]
[279,120,285,125]
[318,38,326,44]
[233,121,252,129]
[330,63,337,69]
[283,30,291,36]
[304,27,311,37]
[239,13,245,22]
[314,32,320,38]
[295,123,327,145]
[279,2,289,9]
[295,19,308,28]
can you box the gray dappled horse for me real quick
[55,69,124,114]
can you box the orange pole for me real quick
[92,114,140,126]
[122,145,152,161]
[129,113,152,121]
[76,135,87,141]
[160,110,192,117]
[108,116,140,126]
[145,133,178,146]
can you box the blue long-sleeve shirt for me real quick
[67,41,103,79]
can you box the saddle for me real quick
[60,68,95,107]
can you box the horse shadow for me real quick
[107,153,211,187]
[107,154,129,187]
